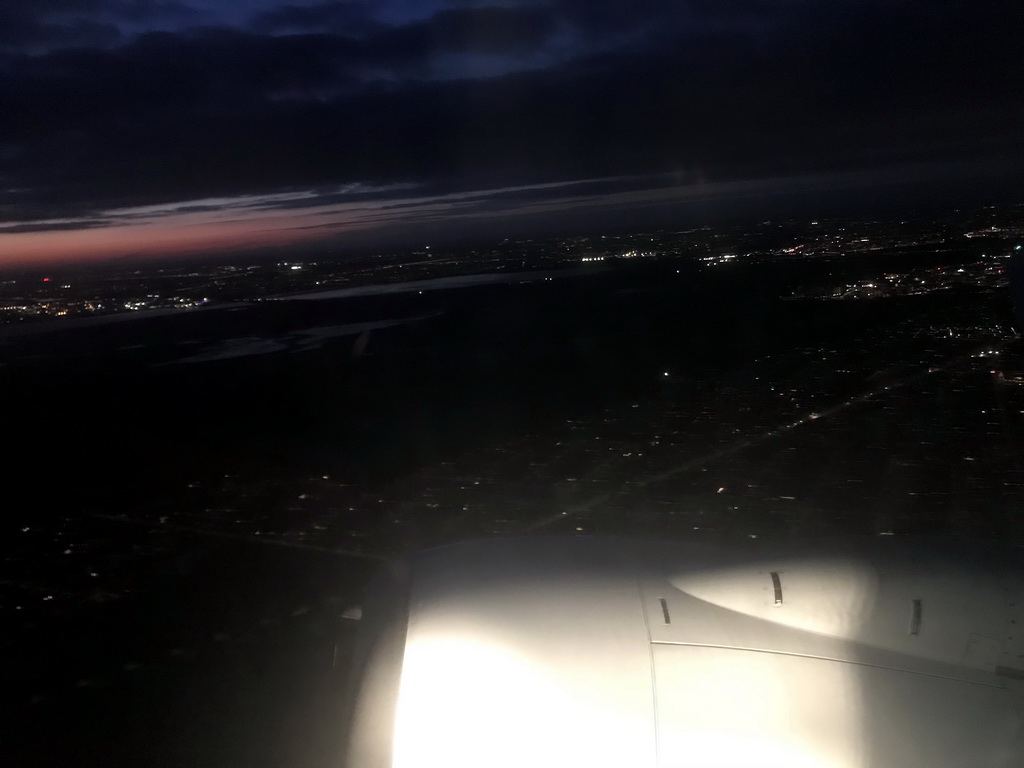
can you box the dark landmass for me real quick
[3,212,1024,767]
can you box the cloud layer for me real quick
[1,0,1022,261]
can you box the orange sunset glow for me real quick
[0,205,377,268]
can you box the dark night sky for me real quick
[1,0,1021,265]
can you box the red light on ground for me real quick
[42,277,50,282]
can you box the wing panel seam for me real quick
[650,640,1004,688]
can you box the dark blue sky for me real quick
[1,1,1022,264]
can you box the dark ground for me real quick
[3,252,1023,767]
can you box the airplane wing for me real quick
[343,536,1024,767]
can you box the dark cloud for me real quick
[405,7,556,55]
[0,2,211,50]
[0,11,123,49]
[0,0,1021,230]
[248,1,380,35]
[0,218,113,233]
